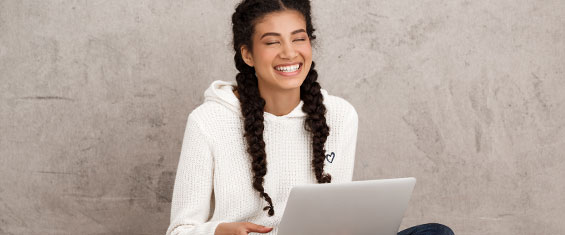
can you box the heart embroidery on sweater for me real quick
[325,152,335,163]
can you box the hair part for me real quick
[231,0,330,217]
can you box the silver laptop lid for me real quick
[277,177,416,235]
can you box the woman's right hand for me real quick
[215,222,273,235]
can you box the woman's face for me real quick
[241,10,312,92]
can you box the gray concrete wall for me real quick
[1,0,563,234]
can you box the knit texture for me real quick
[166,80,358,235]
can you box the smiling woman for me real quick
[165,1,453,235]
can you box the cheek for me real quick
[255,49,278,67]
[298,45,313,72]
[297,45,312,60]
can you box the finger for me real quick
[245,222,273,233]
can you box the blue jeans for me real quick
[397,223,454,235]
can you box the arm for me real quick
[166,114,225,235]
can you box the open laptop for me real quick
[277,177,416,235]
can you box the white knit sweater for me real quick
[166,80,358,235]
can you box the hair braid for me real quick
[300,61,332,183]
[235,69,275,216]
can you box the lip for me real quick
[274,62,302,67]
[273,62,303,77]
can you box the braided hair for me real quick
[231,0,331,217]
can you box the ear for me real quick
[240,45,254,67]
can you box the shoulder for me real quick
[186,101,239,129]
[323,92,358,123]
[188,101,224,118]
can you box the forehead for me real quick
[253,10,307,36]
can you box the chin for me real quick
[275,76,306,90]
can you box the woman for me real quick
[166,0,454,234]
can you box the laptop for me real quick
[277,177,416,235]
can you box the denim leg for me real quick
[397,223,454,235]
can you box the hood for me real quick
[203,80,329,120]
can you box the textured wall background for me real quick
[1,0,564,234]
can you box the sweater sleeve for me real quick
[166,114,225,235]
[341,106,359,182]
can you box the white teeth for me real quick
[275,64,300,72]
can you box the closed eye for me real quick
[266,38,305,45]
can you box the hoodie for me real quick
[167,80,358,235]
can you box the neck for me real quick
[257,82,301,117]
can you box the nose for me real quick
[280,41,298,60]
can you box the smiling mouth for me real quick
[274,63,302,73]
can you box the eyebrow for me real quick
[260,29,306,39]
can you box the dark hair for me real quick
[231,0,331,217]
